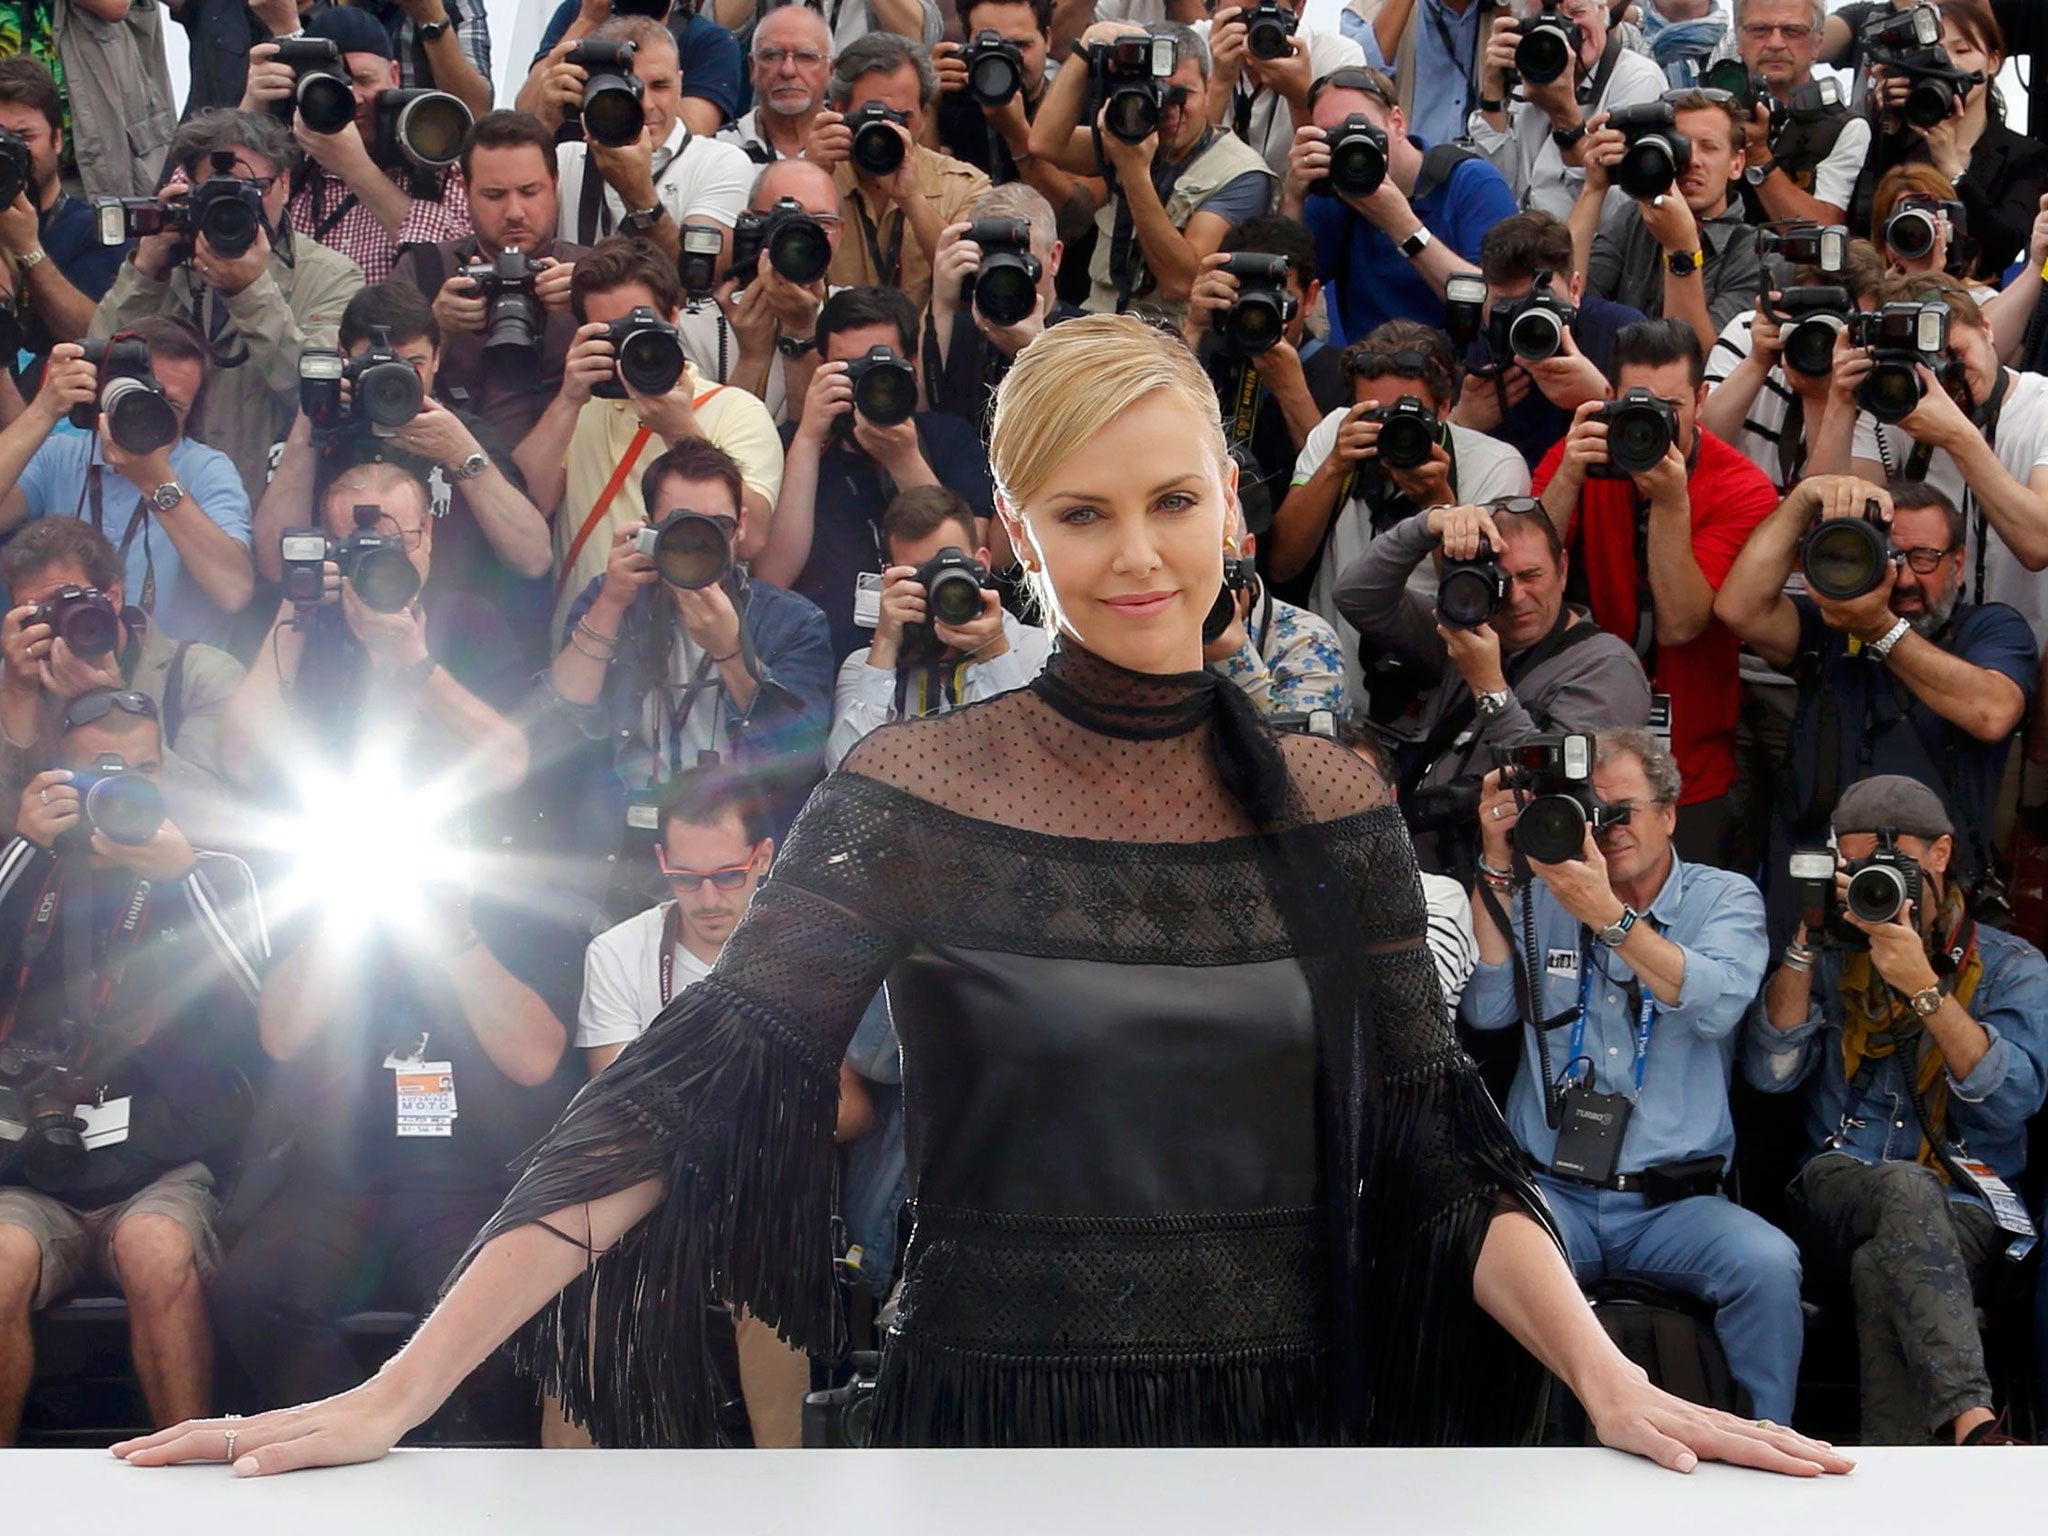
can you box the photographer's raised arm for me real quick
[218,603,309,790]
[301,132,417,241]
[1331,506,1450,671]
[1712,481,1811,667]
[254,414,318,584]
[0,369,63,534]
[1027,36,1111,177]
[444,936,569,1089]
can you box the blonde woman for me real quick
[115,316,1851,1474]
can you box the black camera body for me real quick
[1887,45,1984,130]
[844,344,917,426]
[903,545,995,658]
[1308,114,1388,201]
[0,1031,91,1185]
[1799,496,1897,602]
[1607,101,1692,201]
[1242,0,1298,60]
[1213,252,1295,357]
[1087,33,1176,145]
[71,751,166,849]
[1438,535,1508,631]
[1587,388,1679,479]
[1700,57,1769,114]
[1883,191,1961,262]
[281,508,422,614]
[846,100,913,177]
[635,510,734,590]
[460,250,548,355]
[961,217,1041,327]
[1848,300,1950,425]
[1757,221,1849,275]
[568,40,646,148]
[1487,275,1578,364]
[1202,553,1255,645]
[729,195,833,287]
[1494,733,1630,864]
[960,29,1026,106]
[298,338,424,440]
[802,1351,881,1448]
[69,335,178,456]
[1764,284,1852,379]
[271,36,355,135]
[0,125,33,210]
[1511,0,1582,87]
[30,586,120,662]
[1361,394,1440,472]
[591,305,687,400]
[96,152,271,259]
[1844,831,1925,927]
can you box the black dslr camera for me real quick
[1587,388,1679,479]
[29,586,119,662]
[846,100,913,177]
[459,250,548,355]
[1487,272,1578,363]
[1763,284,1852,379]
[1202,551,1255,645]
[903,545,995,657]
[1508,0,1582,87]
[728,196,833,287]
[1757,221,1849,276]
[270,36,355,135]
[0,126,33,210]
[844,345,917,426]
[70,335,178,456]
[1789,833,1924,946]
[567,40,646,148]
[960,29,1025,106]
[802,1351,881,1448]
[1606,101,1692,201]
[1361,394,1440,471]
[1494,732,1630,864]
[591,306,687,400]
[1087,33,1176,144]
[1799,495,1897,602]
[1308,114,1388,200]
[298,335,424,440]
[1847,299,1951,425]
[1863,4,1982,130]
[1700,57,1769,114]
[960,217,1041,327]
[1241,0,1298,60]
[1212,253,1294,357]
[279,506,422,614]
[1438,534,1508,631]
[71,752,166,848]
[372,88,472,172]
[0,1027,91,1184]
[634,510,734,590]
[1883,192,1960,262]
[92,152,268,259]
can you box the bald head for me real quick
[752,157,842,218]
[753,4,830,56]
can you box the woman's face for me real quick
[1938,22,1996,109]
[1003,391,1234,676]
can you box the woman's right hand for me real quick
[112,1379,414,1477]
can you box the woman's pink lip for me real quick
[1101,591,1178,613]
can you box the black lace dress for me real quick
[457,644,1561,1448]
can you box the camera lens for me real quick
[975,257,1037,327]
[928,566,985,627]
[968,49,1021,105]
[1800,516,1891,600]
[358,362,424,430]
[852,116,907,177]
[1376,413,1434,471]
[1887,208,1936,260]
[57,601,120,661]
[648,513,732,590]
[297,73,355,135]
[483,288,543,356]
[1514,793,1590,864]
[1507,307,1564,362]
[1436,563,1502,630]
[22,1107,85,1183]
[101,377,180,457]
[854,362,916,426]
[1845,863,1910,924]
[1860,360,1925,425]
[1104,87,1160,144]
[1327,132,1387,198]
[197,189,261,260]
[1224,294,1284,355]
[1515,26,1571,86]
[350,543,422,613]
[1616,137,1678,200]
[86,773,165,847]
[1783,315,1844,378]
[583,77,647,148]
[616,325,687,397]
[1606,404,1672,475]
[767,218,832,284]
[1903,79,1953,130]
[391,92,470,168]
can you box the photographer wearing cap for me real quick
[548,440,832,910]
[1571,88,1763,361]
[0,321,254,650]
[757,285,994,663]
[722,7,834,164]
[242,8,473,285]
[1278,65,1517,344]
[0,522,245,845]
[91,109,366,511]
[1461,726,1797,1423]
[1750,773,2048,1444]
[1731,0,1869,225]
[0,687,266,1445]
[1716,475,2033,915]
[1534,318,1778,866]
[1335,497,1650,874]
[1271,320,1528,704]
[1028,20,1273,329]
[258,282,554,657]
[514,236,785,640]
[1468,0,1666,222]
[390,111,592,451]
[222,461,531,797]
[826,485,1050,769]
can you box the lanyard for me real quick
[80,463,157,615]
[1566,934,1657,1100]
[653,638,724,785]
[852,192,905,289]
[659,900,682,1006]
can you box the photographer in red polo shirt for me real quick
[1532,318,1778,866]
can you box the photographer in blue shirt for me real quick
[1462,722,1802,1423]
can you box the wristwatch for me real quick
[149,480,185,512]
[1866,615,1911,659]
[390,655,437,693]
[1599,905,1642,947]
[1397,226,1434,260]
[775,332,818,359]
[1550,122,1588,152]
[453,450,488,481]
[1743,160,1778,188]
[618,204,666,236]
[1473,688,1512,721]
[1909,984,1944,1018]
[17,245,44,273]
[1477,96,1506,114]
[416,16,452,42]
[1664,248,1703,277]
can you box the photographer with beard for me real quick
[1715,475,2034,917]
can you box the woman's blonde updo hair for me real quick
[988,314,1228,513]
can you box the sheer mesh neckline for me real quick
[1028,641,1218,741]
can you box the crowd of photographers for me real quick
[2,0,2048,1454]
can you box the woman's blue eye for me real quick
[1060,506,1102,525]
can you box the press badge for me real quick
[76,1096,131,1150]
[1950,1155,2039,1262]
[1545,949,1580,977]
[385,1040,458,1138]
[853,572,884,630]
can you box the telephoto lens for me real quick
[1799,506,1895,601]
[1885,198,1941,261]
[960,30,1025,106]
[635,511,733,589]
[375,88,472,170]
[963,217,1042,327]
[1844,857,1915,924]
[1212,253,1295,357]
[73,336,178,455]
[1513,3,1581,86]
[571,41,647,148]
[1607,102,1691,201]
[1768,285,1852,379]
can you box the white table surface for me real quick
[10,1445,2045,1534]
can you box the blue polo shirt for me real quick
[534,1,743,125]
[1305,138,1518,346]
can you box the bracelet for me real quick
[570,631,615,661]
[709,647,742,664]
[1476,856,1517,886]
[1779,952,1813,975]
[575,618,618,646]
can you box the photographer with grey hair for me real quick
[1462,724,1800,1426]
[808,32,988,312]
[89,110,365,509]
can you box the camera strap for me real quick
[1567,933,1656,1103]
[851,194,905,291]
[17,862,157,1036]
[658,900,683,1006]
[307,175,360,246]
[1774,392,1806,488]
[1425,0,1480,110]
[81,465,156,616]
[1475,876,1582,1128]
[1577,34,1623,110]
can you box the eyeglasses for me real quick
[754,46,827,68]
[1740,22,1814,41]
[657,848,760,891]
[62,689,157,733]
[1891,544,1953,574]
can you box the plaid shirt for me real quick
[289,163,471,283]
[354,0,493,90]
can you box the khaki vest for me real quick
[1087,131,1276,328]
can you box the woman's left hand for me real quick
[1586,1369,1856,1477]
